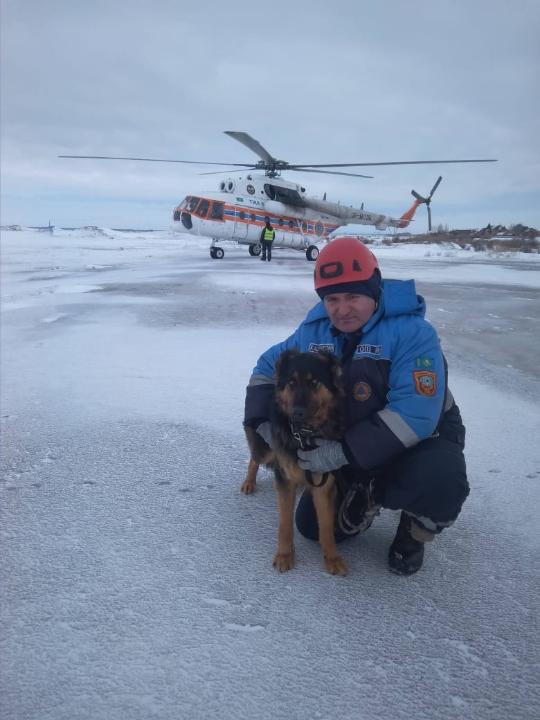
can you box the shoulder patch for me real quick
[353,381,372,402]
[413,371,437,396]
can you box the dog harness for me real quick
[289,421,330,488]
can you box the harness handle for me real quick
[290,423,330,488]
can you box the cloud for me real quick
[1,0,539,228]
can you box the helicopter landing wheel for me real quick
[210,247,224,259]
[306,245,319,261]
[249,243,262,256]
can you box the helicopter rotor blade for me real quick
[224,131,277,164]
[429,175,443,198]
[289,168,374,179]
[58,154,255,167]
[288,159,497,169]
[411,190,427,202]
[198,167,259,175]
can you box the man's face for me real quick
[323,292,376,333]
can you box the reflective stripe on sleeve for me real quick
[377,407,420,448]
[248,373,274,387]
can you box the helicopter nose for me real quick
[181,212,192,230]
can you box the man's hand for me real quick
[297,439,348,473]
[256,421,273,448]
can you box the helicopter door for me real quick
[234,210,249,239]
[275,220,286,245]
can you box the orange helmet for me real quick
[314,236,381,299]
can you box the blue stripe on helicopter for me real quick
[220,207,338,235]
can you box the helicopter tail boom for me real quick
[395,198,423,229]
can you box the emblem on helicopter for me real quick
[59,131,496,261]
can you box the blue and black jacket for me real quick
[244,279,457,470]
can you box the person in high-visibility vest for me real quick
[260,218,275,262]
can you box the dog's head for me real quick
[274,350,344,434]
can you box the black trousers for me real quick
[296,404,469,542]
[261,240,273,261]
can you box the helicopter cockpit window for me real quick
[187,196,200,212]
[210,201,224,220]
[196,199,209,218]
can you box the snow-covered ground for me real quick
[1,228,539,720]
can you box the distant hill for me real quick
[388,223,539,252]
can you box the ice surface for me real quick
[1,228,539,720]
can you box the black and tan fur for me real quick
[242,350,348,575]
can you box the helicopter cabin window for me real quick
[264,183,305,207]
[278,218,284,226]
[210,201,224,220]
[187,196,200,212]
[288,220,294,228]
[263,184,276,200]
[196,199,209,218]
[250,213,256,221]
[173,210,181,221]
[238,211,246,219]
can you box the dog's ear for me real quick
[275,349,299,387]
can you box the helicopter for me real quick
[60,131,496,261]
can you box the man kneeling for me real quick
[244,237,469,575]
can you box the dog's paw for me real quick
[273,550,295,572]
[240,478,256,494]
[324,554,349,576]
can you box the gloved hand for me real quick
[256,421,273,448]
[297,439,348,473]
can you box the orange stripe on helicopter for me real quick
[177,197,337,236]
[220,203,336,236]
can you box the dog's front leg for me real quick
[273,476,297,572]
[312,482,348,576]
[241,458,259,494]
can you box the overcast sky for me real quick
[1,0,539,230]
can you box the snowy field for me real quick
[1,227,539,720]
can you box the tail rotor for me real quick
[411,176,442,232]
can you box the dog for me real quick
[241,349,349,576]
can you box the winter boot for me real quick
[388,512,430,575]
